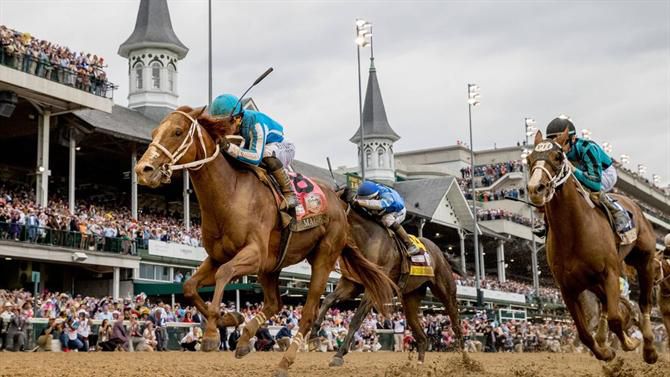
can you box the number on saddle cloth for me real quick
[287,173,328,221]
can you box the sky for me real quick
[1,0,669,187]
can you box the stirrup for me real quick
[618,228,637,246]
[406,245,421,256]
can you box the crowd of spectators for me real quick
[2,289,667,354]
[476,208,544,228]
[459,161,523,189]
[456,277,562,304]
[0,25,112,97]
[464,187,525,202]
[0,184,202,253]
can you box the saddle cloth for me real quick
[586,191,637,245]
[243,165,328,232]
[389,231,434,278]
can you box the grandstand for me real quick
[1,0,668,327]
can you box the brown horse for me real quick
[135,106,395,376]
[526,129,658,364]
[310,193,462,366]
[654,244,670,351]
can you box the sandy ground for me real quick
[1,351,669,377]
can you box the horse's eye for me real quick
[175,129,182,137]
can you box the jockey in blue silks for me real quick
[544,115,635,244]
[355,181,420,255]
[210,93,298,209]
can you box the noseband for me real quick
[149,110,220,179]
[529,141,572,203]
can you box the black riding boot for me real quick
[598,193,632,232]
[390,222,420,256]
[263,157,299,210]
[598,192,636,244]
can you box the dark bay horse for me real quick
[135,106,395,376]
[654,245,670,351]
[526,129,658,364]
[310,200,462,366]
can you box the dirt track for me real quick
[1,351,669,377]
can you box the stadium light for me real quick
[638,164,647,176]
[619,154,630,164]
[652,174,661,185]
[581,129,591,140]
[524,116,540,296]
[601,142,612,155]
[467,82,483,306]
[354,19,372,180]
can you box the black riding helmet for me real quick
[546,116,576,139]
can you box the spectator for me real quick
[254,323,275,352]
[110,312,129,351]
[392,315,405,352]
[180,326,201,351]
[276,321,294,351]
[142,321,157,351]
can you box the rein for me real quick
[150,110,220,179]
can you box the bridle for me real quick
[529,140,572,204]
[149,110,220,180]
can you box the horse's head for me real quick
[135,106,236,188]
[526,127,572,206]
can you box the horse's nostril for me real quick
[537,183,546,193]
[142,165,155,173]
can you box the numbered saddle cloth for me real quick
[407,235,434,277]
[288,173,328,230]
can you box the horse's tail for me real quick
[340,237,398,316]
[442,251,465,277]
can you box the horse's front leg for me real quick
[201,246,260,352]
[563,289,615,361]
[234,271,282,358]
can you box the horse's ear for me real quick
[555,127,570,146]
[534,130,543,145]
[192,106,207,118]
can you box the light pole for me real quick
[355,19,372,180]
[467,83,483,306]
[522,117,540,297]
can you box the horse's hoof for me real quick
[201,337,220,352]
[622,337,640,352]
[235,345,251,359]
[272,368,289,377]
[643,349,658,364]
[602,348,616,362]
[329,356,345,367]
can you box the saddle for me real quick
[242,163,329,272]
[585,191,637,246]
[387,229,434,290]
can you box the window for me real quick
[151,62,161,89]
[135,65,143,90]
[365,149,372,168]
[139,263,171,281]
[377,148,385,168]
[168,66,175,92]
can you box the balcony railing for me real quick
[0,51,117,99]
[0,222,136,255]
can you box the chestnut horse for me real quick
[135,106,395,376]
[526,129,658,364]
[310,196,463,366]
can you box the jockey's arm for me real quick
[356,193,397,212]
[223,122,267,166]
[573,143,603,192]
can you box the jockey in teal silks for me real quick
[544,115,636,244]
[354,181,420,255]
[210,94,299,209]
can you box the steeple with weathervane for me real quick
[118,0,189,122]
[350,56,400,185]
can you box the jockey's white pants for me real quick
[601,165,617,192]
[381,208,407,227]
[264,140,295,168]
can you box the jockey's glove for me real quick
[220,136,230,151]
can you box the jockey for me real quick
[544,115,635,243]
[354,181,420,256]
[210,94,299,210]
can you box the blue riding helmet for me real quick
[210,94,243,117]
[357,181,380,199]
